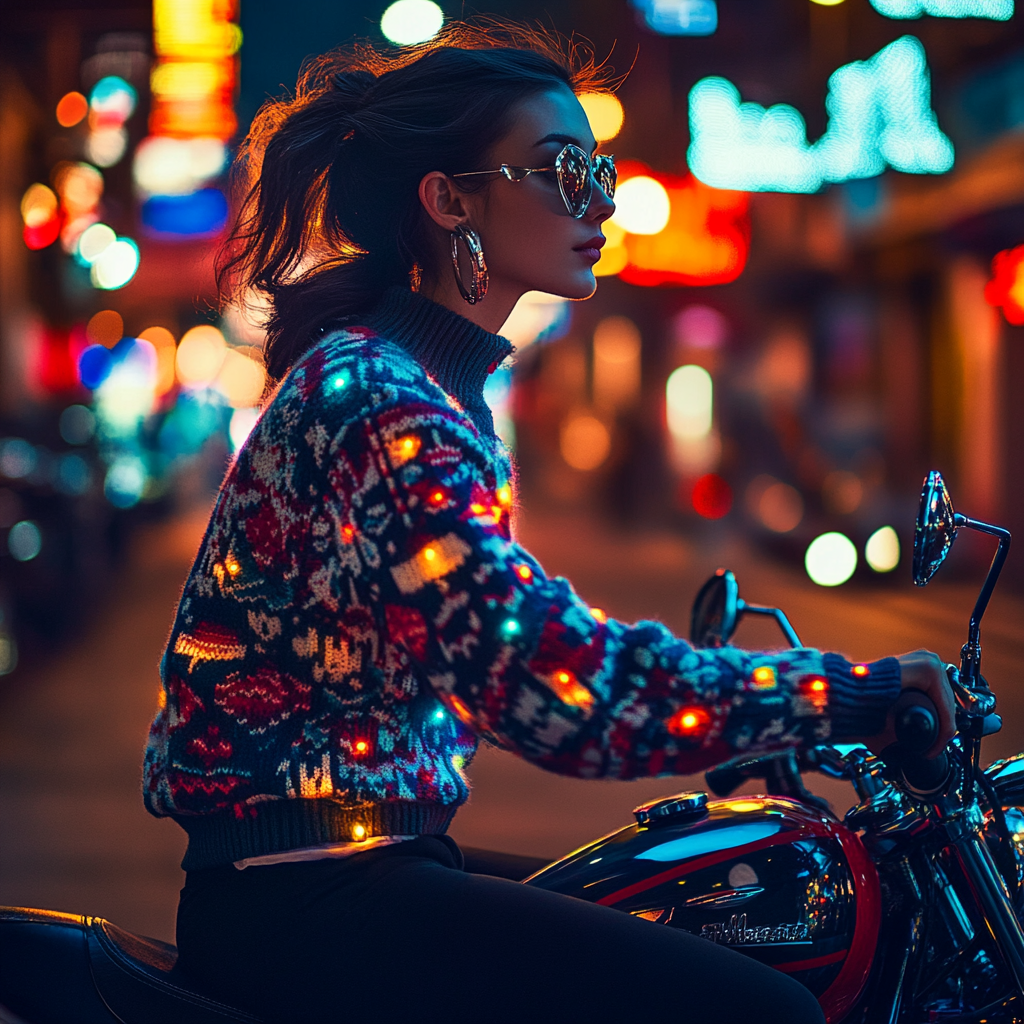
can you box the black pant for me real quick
[176,837,825,1024]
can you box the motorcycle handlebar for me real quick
[888,688,950,794]
[893,688,939,755]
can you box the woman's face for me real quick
[469,85,615,302]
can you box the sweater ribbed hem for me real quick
[824,653,902,740]
[177,799,459,871]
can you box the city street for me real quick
[1,499,1021,944]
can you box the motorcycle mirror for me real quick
[913,470,958,586]
[690,569,739,648]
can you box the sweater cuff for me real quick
[823,653,902,740]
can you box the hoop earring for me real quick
[450,225,488,305]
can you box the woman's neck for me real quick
[418,273,523,335]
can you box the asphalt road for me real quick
[1,504,1021,943]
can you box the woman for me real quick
[145,21,954,1024]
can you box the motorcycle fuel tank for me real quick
[525,792,880,1023]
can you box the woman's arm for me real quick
[342,395,902,780]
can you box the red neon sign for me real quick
[985,244,1024,325]
[610,162,750,288]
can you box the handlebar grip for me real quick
[885,688,950,795]
[893,688,939,756]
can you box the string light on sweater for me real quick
[548,669,595,711]
[387,434,421,467]
[667,706,711,737]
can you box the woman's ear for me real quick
[419,171,472,231]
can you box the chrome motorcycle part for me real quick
[690,569,739,647]
[933,860,975,948]
[913,470,959,585]
[633,790,708,827]
[690,568,802,649]
[987,753,1024,806]
[950,828,1024,996]
[913,469,1011,694]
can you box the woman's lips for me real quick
[574,237,605,263]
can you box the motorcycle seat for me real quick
[0,906,263,1024]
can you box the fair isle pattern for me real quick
[145,328,852,834]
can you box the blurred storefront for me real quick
[0,0,259,671]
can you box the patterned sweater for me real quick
[143,286,901,870]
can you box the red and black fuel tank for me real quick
[524,792,881,1023]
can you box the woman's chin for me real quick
[541,271,597,301]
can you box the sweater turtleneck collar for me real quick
[362,286,513,438]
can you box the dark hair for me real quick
[216,20,615,379]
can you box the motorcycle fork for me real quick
[949,828,1024,996]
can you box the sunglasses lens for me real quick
[594,155,617,200]
[556,145,591,218]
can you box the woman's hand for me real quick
[886,650,957,758]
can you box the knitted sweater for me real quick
[143,287,901,870]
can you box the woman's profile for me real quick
[143,19,953,1023]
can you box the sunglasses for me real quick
[452,144,617,219]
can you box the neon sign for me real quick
[135,0,238,236]
[689,35,953,193]
[597,163,749,286]
[870,0,1012,18]
[985,245,1024,325]
[630,0,717,35]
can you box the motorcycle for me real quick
[0,469,1020,1023]
[526,470,1024,1023]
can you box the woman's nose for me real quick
[588,177,615,222]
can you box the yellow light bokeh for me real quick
[610,176,671,235]
[154,0,242,59]
[560,413,612,471]
[215,348,267,408]
[20,184,58,228]
[151,61,230,100]
[176,324,227,386]
[138,326,178,395]
[594,245,628,277]
[578,92,624,143]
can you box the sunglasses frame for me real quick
[452,144,616,219]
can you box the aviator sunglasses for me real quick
[452,144,617,219]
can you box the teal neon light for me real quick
[630,0,717,35]
[688,35,954,193]
[870,0,1012,18]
